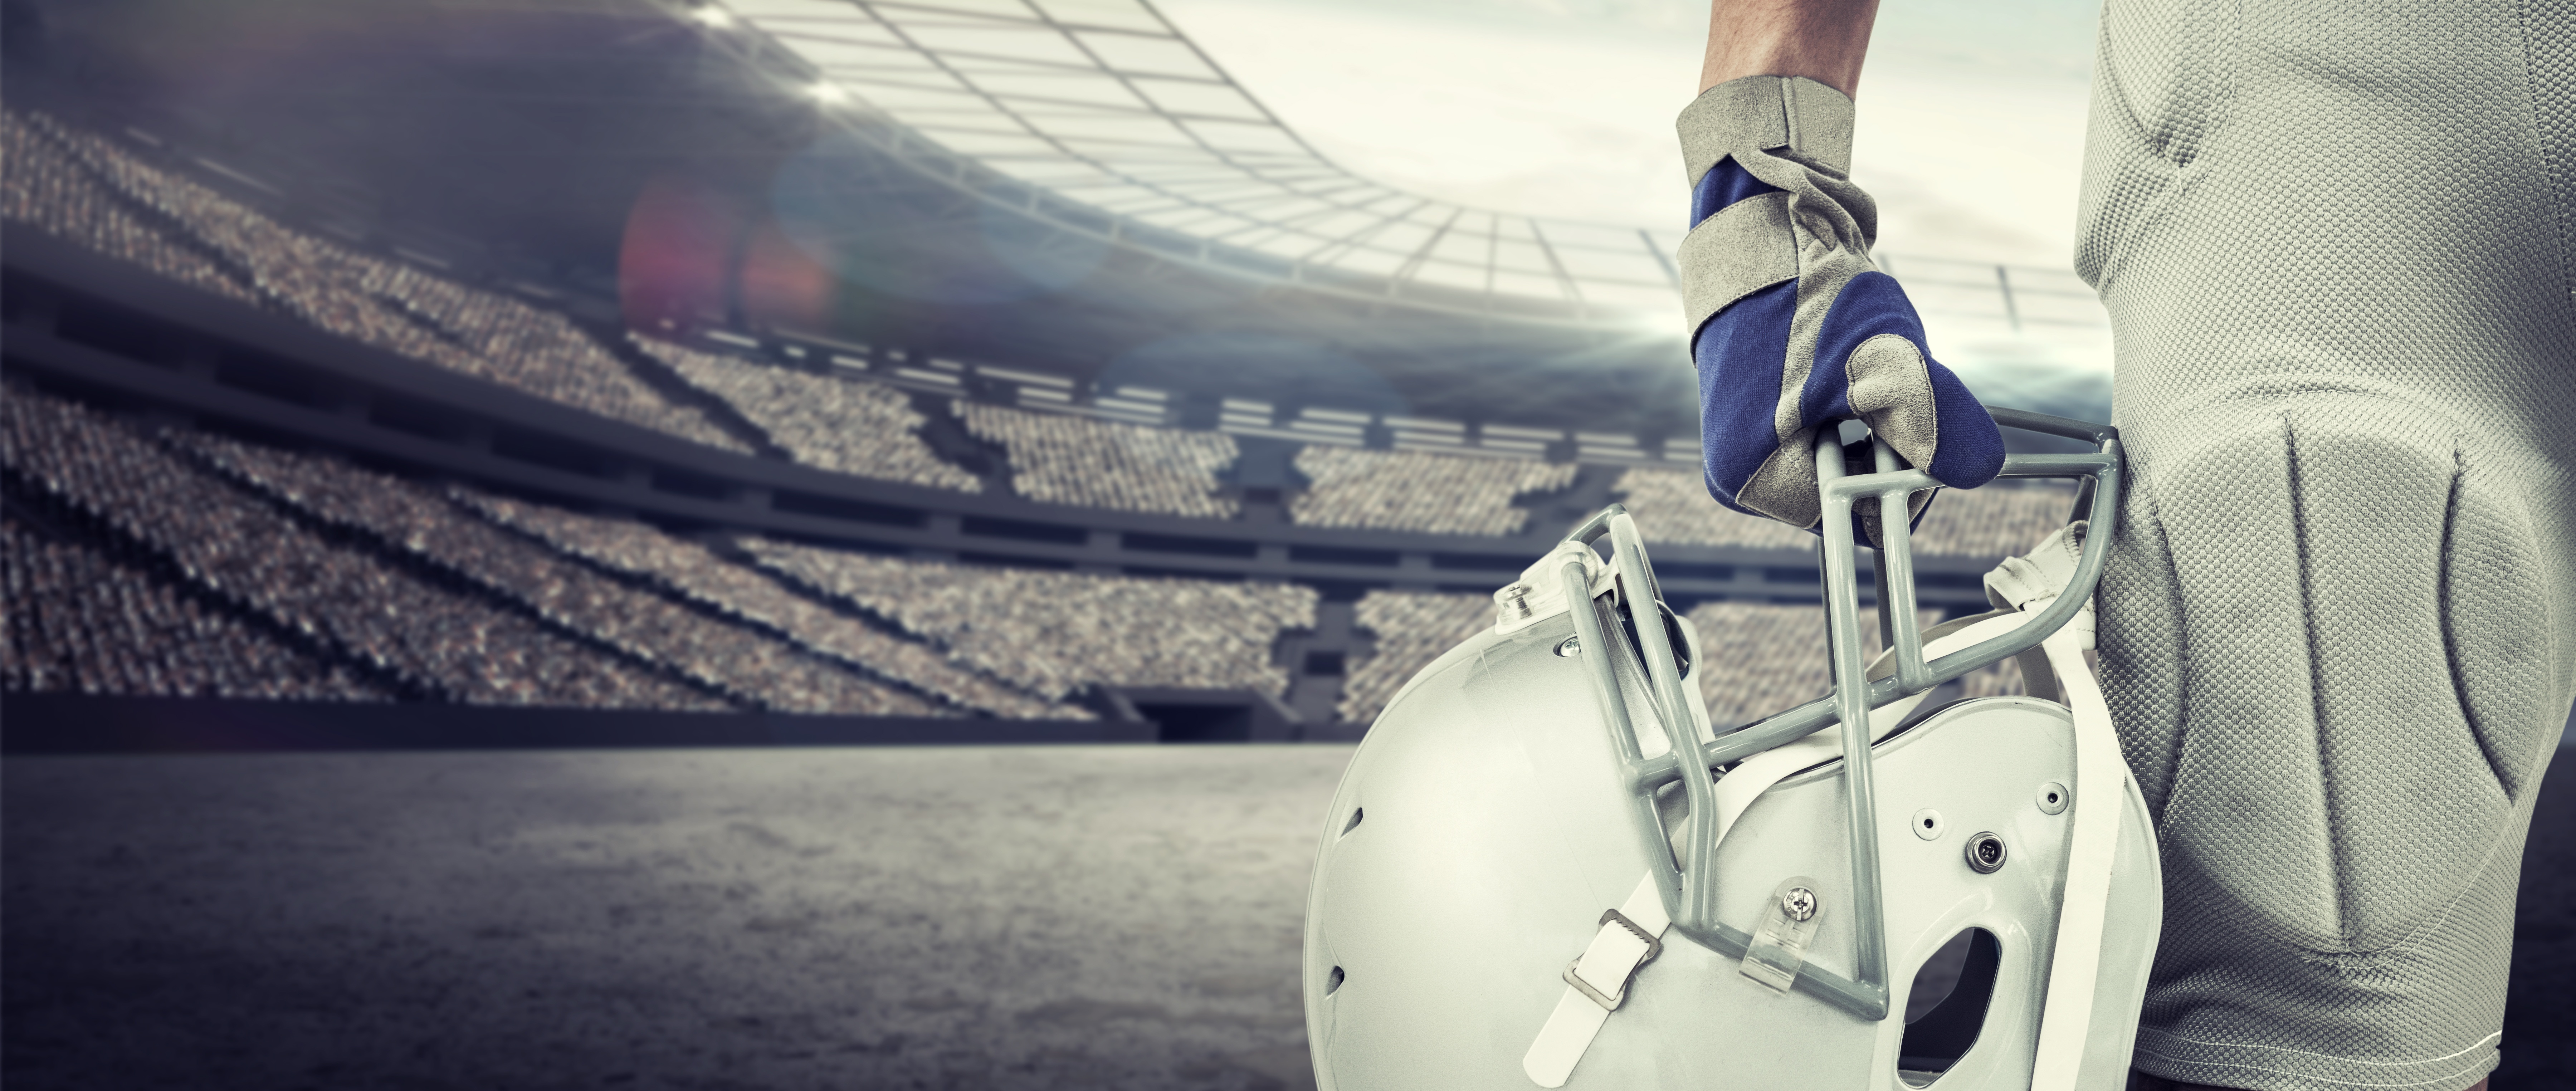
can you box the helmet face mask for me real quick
[1304,413,2162,1091]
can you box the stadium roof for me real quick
[703,0,1685,322]
[8,0,2103,433]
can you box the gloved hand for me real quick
[1676,75,2004,539]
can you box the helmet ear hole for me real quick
[1898,928,2002,1086]
[1325,965,1346,995]
[1340,807,1365,838]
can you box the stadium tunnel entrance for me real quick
[1096,686,1304,744]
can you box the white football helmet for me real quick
[1303,412,2160,1091]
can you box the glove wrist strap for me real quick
[1677,74,1857,187]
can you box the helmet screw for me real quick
[1780,886,1818,922]
[1555,635,1582,657]
[1964,832,2008,874]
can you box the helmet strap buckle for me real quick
[1559,908,1664,1012]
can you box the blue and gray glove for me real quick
[1677,75,2004,539]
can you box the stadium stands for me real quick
[170,430,945,717]
[1909,481,2084,558]
[1612,464,2079,556]
[747,541,1314,700]
[956,402,1238,518]
[1333,591,2023,728]
[457,492,1078,719]
[1609,465,1814,550]
[0,382,1315,716]
[1338,591,1494,723]
[3,516,390,701]
[1291,447,1576,535]
[0,111,263,309]
[1,384,727,709]
[2,108,755,454]
[1687,601,1860,728]
[1,105,2071,732]
[632,337,986,492]
[1686,601,2023,727]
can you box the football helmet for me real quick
[1303,411,2159,1091]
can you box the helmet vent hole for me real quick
[1898,928,2001,1086]
[1325,966,1346,995]
[1340,807,1364,838]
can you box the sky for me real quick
[1153,0,2102,269]
[1148,0,2117,404]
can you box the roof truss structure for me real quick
[708,0,1687,321]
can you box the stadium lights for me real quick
[692,5,733,27]
[809,82,849,105]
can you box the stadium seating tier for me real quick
[1291,447,1575,536]
[4,108,756,454]
[634,337,986,493]
[1611,464,2079,556]
[2,385,730,709]
[1334,591,2024,728]
[747,541,1314,701]
[172,431,943,717]
[458,491,1080,719]
[3,107,2069,730]
[3,515,391,702]
[958,402,1238,518]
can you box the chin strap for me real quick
[1521,874,1671,1088]
[1518,522,2127,1089]
[1991,525,2124,1091]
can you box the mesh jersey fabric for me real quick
[2077,1,2576,1089]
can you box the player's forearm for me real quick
[1698,0,1880,96]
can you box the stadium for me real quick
[1,0,2565,1088]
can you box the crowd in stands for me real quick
[1907,481,2083,558]
[747,540,1314,701]
[1333,591,2021,728]
[3,516,390,701]
[2,380,2051,723]
[15,108,1979,548]
[1338,591,1496,723]
[3,108,752,453]
[1685,600,2023,728]
[2,384,725,709]
[631,337,985,492]
[1,381,1324,716]
[956,403,1239,518]
[1291,447,1577,536]
[1685,601,1868,728]
[459,492,1075,719]
[0,112,263,309]
[171,429,942,717]
[3,109,2091,727]
[1612,465,2079,557]
[1609,466,1816,550]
